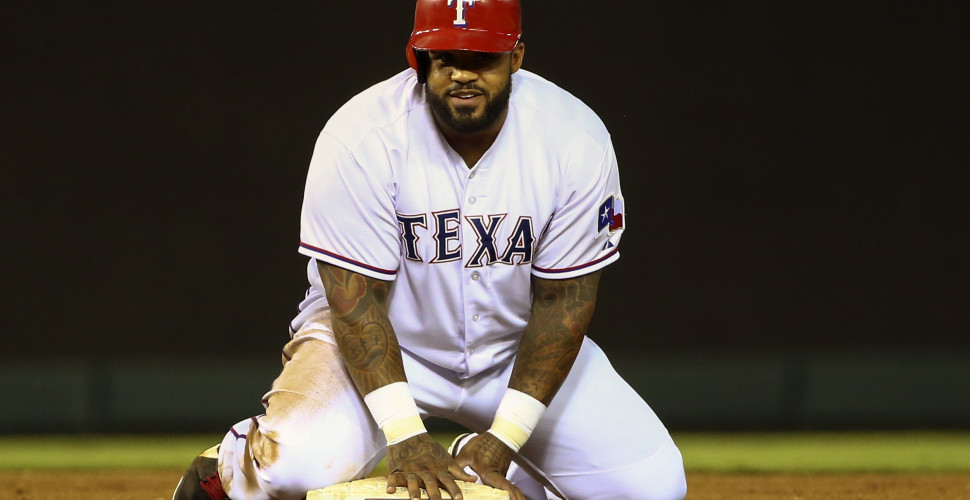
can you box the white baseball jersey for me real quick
[294,68,625,378]
[217,68,685,500]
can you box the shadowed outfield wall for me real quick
[2,351,969,433]
[1,3,966,432]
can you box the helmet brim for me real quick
[410,28,521,54]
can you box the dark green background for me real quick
[2,2,967,431]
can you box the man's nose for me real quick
[450,68,478,84]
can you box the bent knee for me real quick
[635,440,687,500]
[643,472,687,500]
[586,470,686,500]
[249,413,381,498]
[631,442,686,500]
[553,441,686,500]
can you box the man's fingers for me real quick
[437,471,464,500]
[407,474,422,500]
[479,471,526,500]
[448,464,479,483]
[386,472,426,499]
[478,470,506,488]
[422,473,443,500]
[386,472,405,492]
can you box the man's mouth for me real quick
[449,89,484,101]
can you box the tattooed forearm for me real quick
[509,271,601,404]
[317,262,406,394]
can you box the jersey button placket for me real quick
[465,165,485,209]
[462,165,486,372]
[466,270,484,367]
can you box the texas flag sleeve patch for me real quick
[597,194,624,233]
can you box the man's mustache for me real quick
[445,84,488,96]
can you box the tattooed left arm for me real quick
[509,271,601,404]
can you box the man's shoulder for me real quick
[511,70,610,142]
[322,69,424,149]
[512,70,610,149]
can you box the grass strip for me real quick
[676,432,970,472]
[0,432,968,473]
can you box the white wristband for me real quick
[486,389,547,452]
[363,382,427,445]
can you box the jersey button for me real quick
[469,196,477,204]
[472,313,480,322]
[471,272,481,281]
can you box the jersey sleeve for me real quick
[298,132,401,281]
[531,139,624,280]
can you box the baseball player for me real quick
[174,1,686,499]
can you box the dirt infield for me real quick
[1,470,968,499]
[687,472,970,499]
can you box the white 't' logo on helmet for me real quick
[447,0,477,26]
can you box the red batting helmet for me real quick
[407,0,522,79]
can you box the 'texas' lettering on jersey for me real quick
[397,210,535,267]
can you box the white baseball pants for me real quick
[217,324,686,500]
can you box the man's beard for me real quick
[426,77,513,134]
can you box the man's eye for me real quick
[475,54,501,67]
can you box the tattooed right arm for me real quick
[316,261,407,395]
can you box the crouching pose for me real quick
[174,1,686,499]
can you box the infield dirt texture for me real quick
[2,470,969,499]
[2,433,968,499]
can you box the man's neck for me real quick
[435,108,508,168]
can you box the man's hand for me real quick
[453,433,526,500]
[386,433,479,500]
